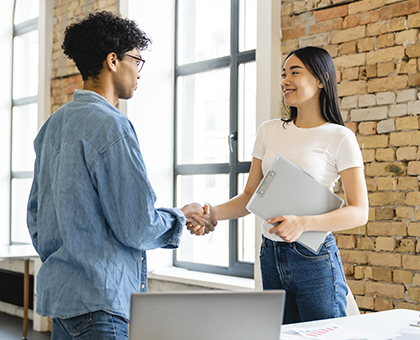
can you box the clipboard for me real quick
[246,154,344,254]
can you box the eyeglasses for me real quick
[124,53,146,73]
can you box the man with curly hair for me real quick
[27,11,216,339]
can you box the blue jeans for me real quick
[260,233,348,324]
[51,311,128,340]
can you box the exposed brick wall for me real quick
[51,0,119,112]
[282,0,420,312]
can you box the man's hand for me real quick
[181,203,217,236]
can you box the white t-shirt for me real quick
[251,119,364,242]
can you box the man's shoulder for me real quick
[39,100,136,152]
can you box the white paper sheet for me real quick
[291,323,396,340]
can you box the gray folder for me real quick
[246,154,344,254]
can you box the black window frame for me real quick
[173,0,256,278]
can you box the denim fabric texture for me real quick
[51,311,128,340]
[260,233,348,324]
[27,90,186,321]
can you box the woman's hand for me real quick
[267,215,306,243]
[183,203,217,236]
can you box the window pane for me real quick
[178,0,230,65]
[238,173,255,262]
[238,62,256,162]
[14,0,39,25]
[176,174,229,267]
[239,0,257,52]
[13,30,39,99]
[177,69,230,164]
[11,178,33,244]
[12,103,38,172]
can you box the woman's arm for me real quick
[267,166,369,242]
[211,157,263,220]
[210,158,264,220]
[187,158,263,236]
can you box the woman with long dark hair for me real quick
[190,46,368,323]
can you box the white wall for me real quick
[0,2,14,246]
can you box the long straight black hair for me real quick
[282,46,344,126]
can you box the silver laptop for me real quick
[129,290,285,340]
[246,154,344,254]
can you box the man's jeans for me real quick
[51,311,128,340]
[260,233,348,324]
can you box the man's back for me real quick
[28,90,185,321]
[28,89,145,320]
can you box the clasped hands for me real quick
[181,205,306,241]
[181,203,217,236]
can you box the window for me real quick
[10,0,40,244]
[174,0,257,278]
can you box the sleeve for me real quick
[336,130,364,173]
[251,121,267,160]
[27,161,40,256]
[92,134,185,251]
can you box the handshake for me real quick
[181,203,217,236]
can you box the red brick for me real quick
[283,27,306,40]
[379,0,420,20]
[343,263,355,276]
[310,17,343,35]
[345,122,358,134]
[356,296,374,310]
[369,252,401,267]
[348,279,365,295]
[64,84,78,95]
[315,5,348,22]
[338,235,356,248]
[375,298,393,311]
[368,76,407,92]
[367,222,406,236]
[341,41,357,55]
[293,15,308,28]
[403,255,420,270]
[408,73,420,87]
[406,43,420,58]
[51,79,61,88]
[281,16,294,29]
[366,281,405,299]
[408,287,420,302]
[376,33,395,48]
[343,10,379,29]
[341,250,369,264]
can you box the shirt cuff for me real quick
[158,207,186,248]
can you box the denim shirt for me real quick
[27,90,185,321]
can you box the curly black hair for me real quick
[62,11,151,80]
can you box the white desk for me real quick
[280,309,420,339]
[0,244,39,339]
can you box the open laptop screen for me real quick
[129,290,285,340]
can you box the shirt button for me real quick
[141,284,145,289]
[141,257,144,261]
[169,239,172,242]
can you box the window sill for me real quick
[148,267,255,291]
